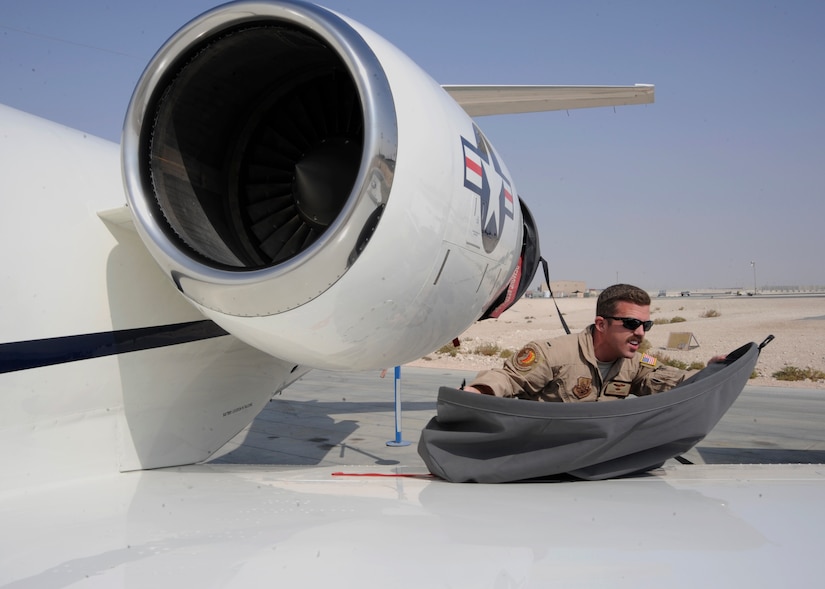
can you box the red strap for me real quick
[331,472,438,479]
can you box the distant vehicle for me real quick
[657,290,667,297]
[680,291,691,296]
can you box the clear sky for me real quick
[2,0,823,291]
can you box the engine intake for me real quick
[123,1,397,315]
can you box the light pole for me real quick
[750,261,757,295]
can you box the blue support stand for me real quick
[386,365,411,447]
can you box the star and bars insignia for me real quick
[461,124,515,253]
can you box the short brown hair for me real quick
[596,284,650,317]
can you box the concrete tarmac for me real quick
[210,366,825,469]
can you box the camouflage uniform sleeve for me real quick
[468,342,555,399]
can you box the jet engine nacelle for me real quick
[122,0,539,371]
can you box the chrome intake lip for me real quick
[122,0,397,317]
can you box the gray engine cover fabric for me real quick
[418,342,760,483]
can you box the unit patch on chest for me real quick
[572,377,592,399]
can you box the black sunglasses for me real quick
[602,316,654,332]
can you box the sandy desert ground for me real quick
[408,293,825,389]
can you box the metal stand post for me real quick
[386,366,410,447]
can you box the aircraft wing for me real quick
[2,369,824,587]
[443,84,654,116]
[2,462,823,587]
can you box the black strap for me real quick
[758,334,775,351]
[540,257,571,335]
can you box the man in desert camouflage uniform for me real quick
[463,284,726,402]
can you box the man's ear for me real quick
[594,317,606,332]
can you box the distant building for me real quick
[539,280,587,298]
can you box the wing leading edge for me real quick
[443,84,654,117]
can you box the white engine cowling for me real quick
[122,0,539,371]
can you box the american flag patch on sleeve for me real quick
[640,353,658,367]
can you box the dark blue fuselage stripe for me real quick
[0,320,229,374]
